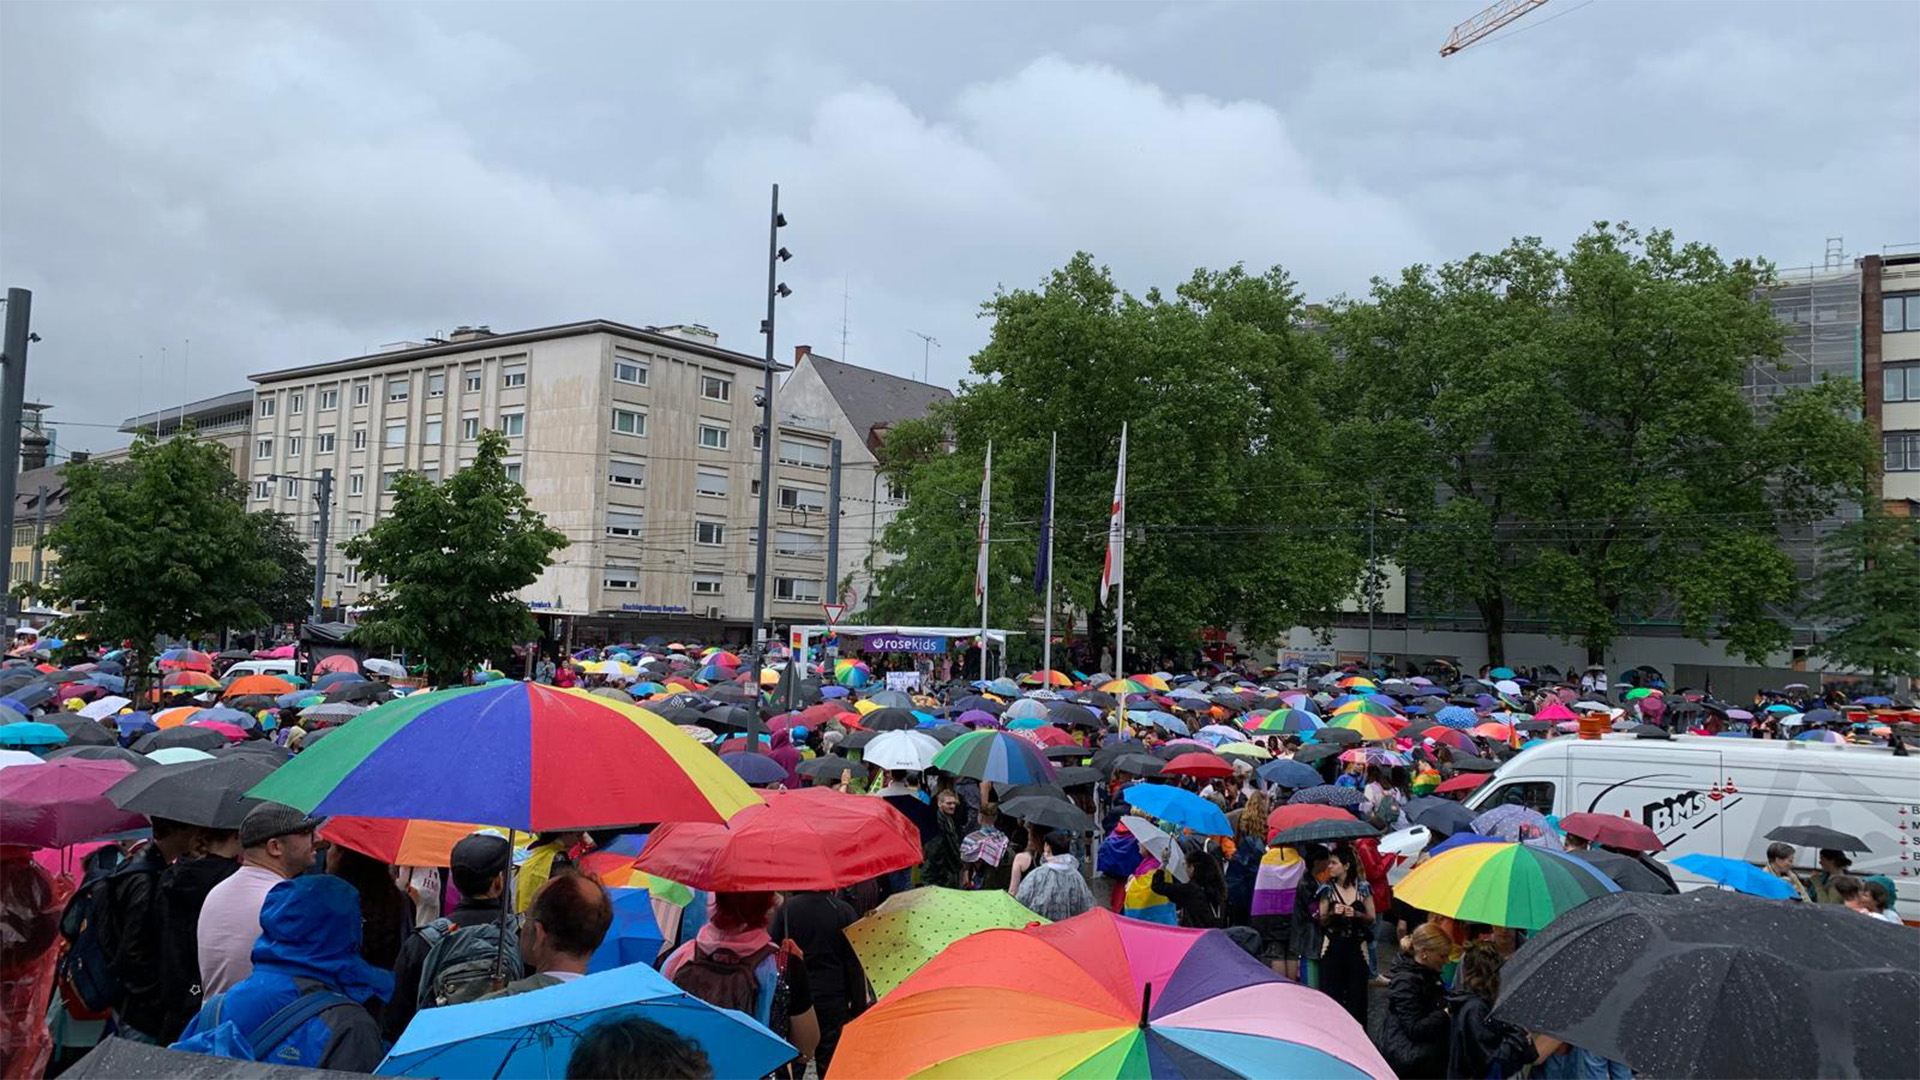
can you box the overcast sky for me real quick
[3,1,1916,453]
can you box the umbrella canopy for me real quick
[157,648,213,672]
[319,816,489,866]
[225,674,295,698]
[844,886,1048,997]
[796,755,859,783]
[1433,773,1488,795]
[381,958,794,1079]
[1470,805,1557,845]
[1159,752,1233,780]
[832,908,1393,1079]
[1670,854,1795,898]
[632,788,920,891]
[719,751,788,786]
[363,658,406,678]
[999,794,1095,833]
[1287,784,1364,809]
[247,683,760,831]
[1490,890,1918,1079]
[53,718,118,747]
[1764,824,1869,852]
[1566,848,1678,894]
[1396,840,1619,930]
[1256,759,1323,789]
[930,730,1056,786]
[1560,811,1665,852]
[861,730,945,773]
[1118,783,1233,836]
[0,758,147,847]
[142,746,215,765]
[107,752,283,828]
[0,722,67,747]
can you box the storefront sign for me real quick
[619,603,690,614]
[862,633,947,654]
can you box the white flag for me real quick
[974,442,992,603]
[1099,424,1127,604]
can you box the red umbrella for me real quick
[632,787,921,891]
[1421,728,1476,752]
[1009,724,1078,749]
[1160,752,1234,780]
[313,654,360,675]
[1435,773,1489,795]
[0,759,147,848]
[1559,811,1665,852]
[1266,803,1352,837]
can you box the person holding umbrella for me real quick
[1764,842,1814,902]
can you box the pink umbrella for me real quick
[187,720,247,742]
[313,654,359,675]
[0,759,147,848]
[261,644,296,660]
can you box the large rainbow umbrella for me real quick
[1248,708,1322,735]
[1328,713,1403,741]
[830,908,1393,1079]
[161,670,220,691]
[1021,670,1074,688]
[1394,840,1619,931]
[1330,699,1400,721]
[247,683,761,831]
[929,730,1056,786]
[1099,678,1148,695]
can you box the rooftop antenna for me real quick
[840,274,850,362]
[909,330,940,384]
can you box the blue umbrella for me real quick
[1119,782,1232,835]
[719,751,787,786]
[114,712,158,743]
[1489,666,1516,680]
[1671,854,1795,899]
[378,957,793,1078]
[1435,705,1479,730]
[314,671,366,691]
[84,673,127,693]
[0,722,67,747]
[0,702,30,726]
[1125,710,1187,736]
[587,887,665,974]
[7,685,54,710]
[1256,759,1323,789]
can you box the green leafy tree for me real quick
[1810,511,1920,681]
[1331,224,1875,665]
[344,429,566,686]
[29,435,280,689]
[251,512,317,626]
[868,253,1363,668]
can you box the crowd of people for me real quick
[2,640,1913,1079]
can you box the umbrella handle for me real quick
[1139,982,1152,1029]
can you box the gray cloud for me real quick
[2,1,1914,452]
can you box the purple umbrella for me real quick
[0,758,147,847]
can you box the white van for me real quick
[223,659,298,681]
[1465,733,1920,923]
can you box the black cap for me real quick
[450,833,511,879]
[239,801,323,848]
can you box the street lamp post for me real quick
[748,184,790,754]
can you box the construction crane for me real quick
[1440,0,1550,56]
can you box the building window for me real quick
[700,373,731,402]
[319,387,339,411]
[256,395,275,418]
[1886,431,1920,472]
[695,467,730,498]
[256,438,273,460]
[753,429,763,451]
[612,408,647,436]
[461,416,479,440]
[775,576,823,603]
[348,472,364,496]
[1884,293,1920,333]
[1884,363,1920,403]
[423,418,443,446]
[505,462,524,484]
[348,517,363,538]
[887,479,907,502]
[427,372,446,397]
[383,470,400,492]
[778,485,825,513]
[387,377,410,403]
[282,478,299,498]
[288,392,304,415]
[698,423,729,450]
[499,412,525,437]
[253,480,270,500]
[614,356,649,385]
[606,510,644,538]
[343,564,358,586]
[352,427,367,451]
[422,467,440,485]
[778,438,829,468]
[463,367,482,393]
[750,478,761,497]
[775,529,823,557]
[286,436,302,457]
[385,421,407,448]
[317,432,336,454]
[695,518,726,546]
[501,363,527,389]
[608,459,646,488]
[603,566,640,590]
[692,573,724,596]
[353,383,370,406]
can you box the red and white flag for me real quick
[1099,423,1127,604]
[974,441,992,604]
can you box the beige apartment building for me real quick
[1866,251,1920,513]
[248,321,838,643]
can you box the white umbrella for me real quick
[364,658,406,678]
[144,746,215,765]
[1120,814,1189,883]
[0,748,46,770]
[1003,698,1049,721]
[862,730,944,773]
[78,695,132,721]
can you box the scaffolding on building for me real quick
[1747,261,1861,404]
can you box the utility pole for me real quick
[825,438,842,606]
[749,183,791,757]
[1365,487,1377,672]
[0,289,33,628]
[31,485,47,587]
[311,468,333,622]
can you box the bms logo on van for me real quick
[1642,790,1710,833]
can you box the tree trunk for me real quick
[1478,595,1507,668]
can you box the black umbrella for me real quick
[1630,723,1673,739]
[1269,817,1378,845]
[1491,890,1919,1078]
[797,755,859,782]
[67,1036,368,1080]
[1292,744,1343,765]
[1000,795,1095,833]
[7,683,55,710]
[951,695,1004,716]
[1288,784,1364,809]
[53,718,118,747]
[1566,848,1677,894]
[705,684,758,706]
[1055,765,1100,787]
[1042,744,1092,762]
[1090,739,1148,773]
[47,745,153,767]
[1046,701,1101,730]
[1765,824,1870,852]
[131,726,226,754]
[1309,728,1362,746]
[1000,782,1069,802]
[1407,796,1477,835]
[837,729,879,751]
[861,707,919,732]
[1800,707,1843,726]
[106,754,282,828]
[720,752,787,786]
[1106,753,1164,778]
[324,681,390,705]
[1450,753,1499,773]
[590,687,634,703]
[700,705,759,732]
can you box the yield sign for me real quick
[822,602,847,626]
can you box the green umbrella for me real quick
[843,886,1046,997]
[1624,687,1656,701]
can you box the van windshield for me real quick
[1480,780,1555,816]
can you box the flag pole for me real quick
[1042,431,1056,683]
[978,441,993,683]
[1111,424,1128,737]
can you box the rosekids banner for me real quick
[862,633,948,654]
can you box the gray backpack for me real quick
[415,917,523,1007]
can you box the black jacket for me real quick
[101,844,170,1039]
[1150,869,1226,929]
[380,896,503,1042]
[155,854,239,1042]
[1378,954,1449,1080]
[1446,987,1536,1079]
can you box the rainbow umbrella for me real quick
[1794,729,1845,744]
[157,648,213,672]
[835,659,871,688]
[1099,678,1147,694]
[161,670,220,691]
[1248,708,1322,735]
[844,887,1048,997]
[246,683,762,831]
[1021,670,1074,688]
[584,659,637,678]
[930,730,1056,786]
[833,908,1393,1078]
[1336,675,1376,690]
[319,816,491,865]
[1130,674,1171,692]
[1328,713,1402,741]
[1330,699,1400,720]
[1394,840,1619,931]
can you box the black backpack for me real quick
[58,850,143,1017]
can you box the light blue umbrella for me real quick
[0,722,67,747]
[1672,854,1795,899]
[377,960,793,1078]
[587,887,665,974]
[1119,782,1232,836]
[1256,758,1322,789]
